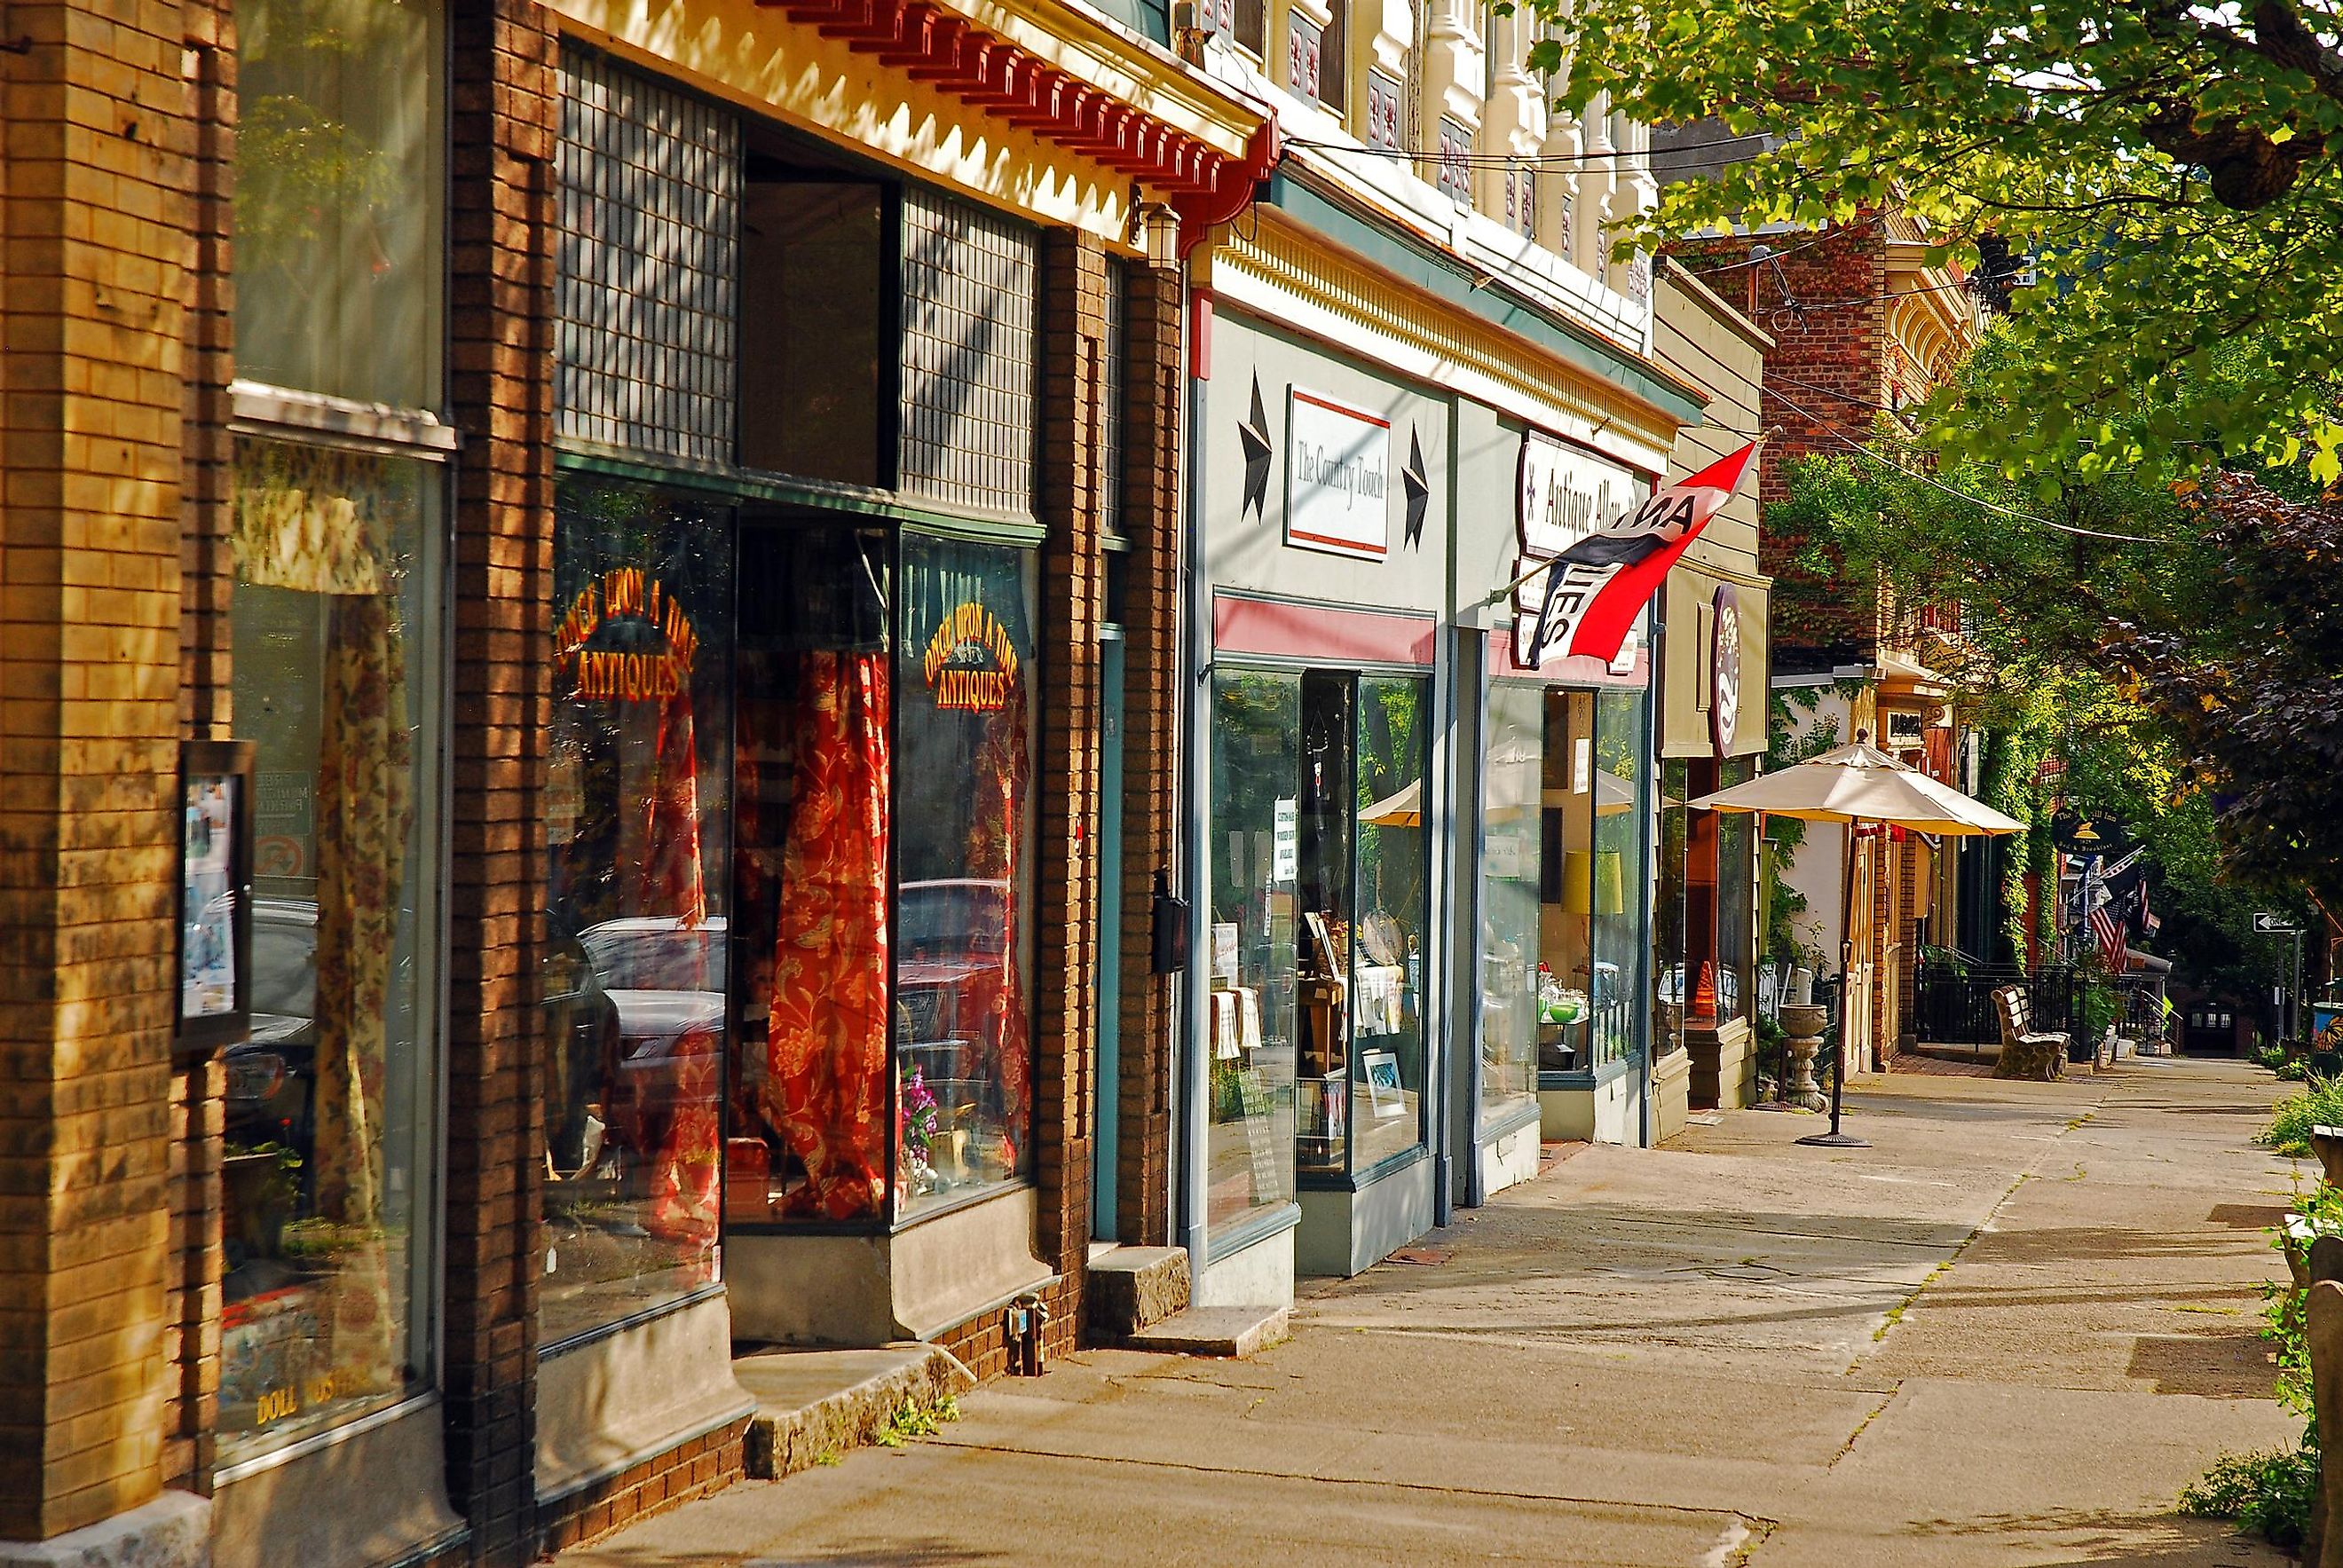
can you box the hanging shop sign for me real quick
[1286,388,1391,560]
[554,566,700,702]
[1710,584,1742,757]
[1517,440,1760,668]
[921,599,1023,713]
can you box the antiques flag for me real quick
[1526,441,1760,667]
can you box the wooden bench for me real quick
[1989,985,2071,1082]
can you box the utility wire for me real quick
[1763,386,2164,544]
[1281,127,1776,165]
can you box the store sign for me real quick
[1519,441,1760,668]
[1512,431,1641,667]
[1710,584,1742,756]
[1286,388,1391,560]
[554,566,700,702]
[921,599,1022,713]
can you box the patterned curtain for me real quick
[765,651,892,1219]
[638,687,718,1245]
[309,591,412,1396]
[961,680,1030,1173]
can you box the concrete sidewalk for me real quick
[565,1057,2303,1566]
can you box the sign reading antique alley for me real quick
[922,600,1022,713]
[554,566,699,702]
[1512,431,1641,668]
[1521,441,1761,669]
[1286,388,1392,560]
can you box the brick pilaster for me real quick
[1114,261,1183,1247]
[443,0,558,1560]
[163,0,235,1493]
[0,0,193,1536]
[1031,232,1109,1329]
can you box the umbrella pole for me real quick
[1801,817,1871,1150]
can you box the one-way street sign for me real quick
[2254,911,2305,934]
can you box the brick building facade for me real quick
[0,0,1269,1562]
[1673,217,1979,1062]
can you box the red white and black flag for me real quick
[1523,441,1761,667]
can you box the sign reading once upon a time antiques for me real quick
[1286,388,1392,560]
[921,599,1023,713]
[554,566,700,703]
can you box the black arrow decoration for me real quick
[1402,426,1430,548]
[1239,374,1273,522]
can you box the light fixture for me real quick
[1136,201,1180,267]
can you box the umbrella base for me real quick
[1795,1131,1870,1148]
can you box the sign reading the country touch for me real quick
[922,599,1022,713]
[1521,441,1762,669]
[1285,388,1391,560]
[1711,584,1742,756]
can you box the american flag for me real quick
[2090,899,2127,971]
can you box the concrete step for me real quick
[733,1343,974,1480]
[1085,1245,1190,1337]
[1110,1304,1288,1359]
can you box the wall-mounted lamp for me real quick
[1136,201,1181,267]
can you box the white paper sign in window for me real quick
[1285,388,1391,560]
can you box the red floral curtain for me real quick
[636,687,720,1246]
[765,652,892,1219]
[961,680,1030,1174]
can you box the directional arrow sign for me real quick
[2254,911,2305,934]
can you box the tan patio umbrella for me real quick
[1685,735,2024,1145]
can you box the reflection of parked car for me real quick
[225,898,320,1158]
[576,917,727,1167]
[896,879,1010,1044]
[1656,961,1740,1014]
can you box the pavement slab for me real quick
[567,1057,2308,1567]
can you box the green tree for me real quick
[1529,0,2343,478]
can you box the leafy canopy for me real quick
[1528,0,2343,479]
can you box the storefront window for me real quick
[725,527,1037,1226]
[221,437,438,1459]
[1655,758,1689,1054]
[235,0,442,409]
[1206,671,1302,1235]
[891,535,1039,1218]
[1715,757,1756,1024]
[1591,690,1650,1065]
[544,479,732,1347]
[1352,676,1430,1170]
[1477,683,1542,1123]
[1536,689,1598,1072]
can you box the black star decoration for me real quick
[1239,374,1274,522]
[1402,427,1430,548]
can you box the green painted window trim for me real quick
[1262,171,1705,427]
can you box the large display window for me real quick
[1475,683,1542,1125]
[219,437,441,1461]
[1657,755,1755,1037]
[728,524,1039,1227]
[544,479,734,1347]
[1478,681,1649,1081]
[1204,672,1302,1237]
[1205,665,1430,1217]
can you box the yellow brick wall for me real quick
[0,0,191,1540]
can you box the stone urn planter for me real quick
[1779,1002,1830,1113]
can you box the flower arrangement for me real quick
[899,1066,941,1189]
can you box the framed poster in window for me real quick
[176,739,254,1053]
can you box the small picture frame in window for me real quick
[176,739,254,1054]
[1362,1049,1406,1119]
